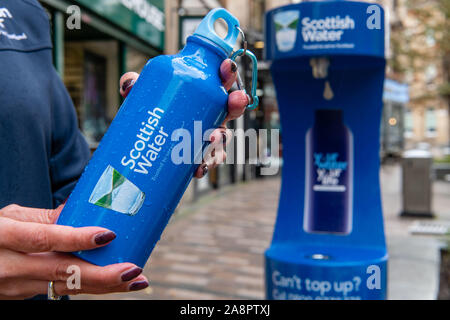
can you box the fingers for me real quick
[195,149,226,178]
[0,217,116,253]
[220,59,248,123]
[195,66,248,178]
[48,258,148,293]
[220,59,238,91]
[224,90,249,123]
[2,251,148,292]
[0,204,63,224]
[118,61,246,180]
[0,279,48,300]
[120,60,239,96]
[119,72,140,98]
[194,128,229,179]
[0,277,149,300]
[194,163,209,179]
[53,274,149,296]
[0,267,148,299]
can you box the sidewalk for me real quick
[380,164,449,299]
[74,164,450,300]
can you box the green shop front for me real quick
[39,0,165,150]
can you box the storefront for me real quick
[39,0,164,150]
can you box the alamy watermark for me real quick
[66,5,81,30]
[65,265,81,291]
[120,119,281,177]
[170,122,281,176]
[366,4,382,30]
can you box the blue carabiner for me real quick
[230,49,259,110]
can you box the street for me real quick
[73,163,450,300]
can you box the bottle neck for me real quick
[180,35,228,68]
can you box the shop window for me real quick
[425,29,436,47]
[425,107,437,138]
[127,46,152,73]
[82,51,108,146]
[250,0,266,32]
[425,64,437,86]
[404,108,413,138]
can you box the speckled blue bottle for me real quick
[57,9,241,267]
[304,109,353,234]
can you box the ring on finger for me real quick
[48,281,61,300]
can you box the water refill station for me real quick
[264,1,388,300]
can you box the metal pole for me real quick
[118,41,127,104]
[52,10,65,79]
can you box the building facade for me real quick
[40,0,449,207]
[41,0,286,205]
[39,0,164,150]
[165,0,286,202]
[377,0,449,156]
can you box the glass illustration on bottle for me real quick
[89,165,145,216]
[304,109,353,234]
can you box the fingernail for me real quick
[129,280,149,291]
[121,267,143,282]
[94,231,116,245]
[230,61,238,73]
[121,79,134,92]
[201,164,209,177]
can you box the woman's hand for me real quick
[0,204,148,299]
[119,59,249,178]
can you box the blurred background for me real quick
[37,0,449,300]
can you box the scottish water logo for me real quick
[313,152,348,192]
[274,10,299,52]
[301,15,355,42]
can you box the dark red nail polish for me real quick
[230,61,238,73]
[129,280,149,291]
[202,164,209,177]
[121,79,134,92]
[94,231,116,245]
[121,267,143,282]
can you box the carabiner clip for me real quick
[230,49,259,110]
[230,27,259,110]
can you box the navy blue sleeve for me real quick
[49,70,90,207]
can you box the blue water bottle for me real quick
[57,8,258,267]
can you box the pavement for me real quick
[73,163,450,300]
[379,164,449,299]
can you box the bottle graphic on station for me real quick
[304,109,353,234]
[56,8,258,268]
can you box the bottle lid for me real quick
[194,8,240,56]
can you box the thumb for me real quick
[0,204,64,224]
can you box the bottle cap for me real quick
[194,8,240,56]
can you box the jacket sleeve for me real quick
[49,70,90,208]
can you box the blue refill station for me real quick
[264,1,388,300]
